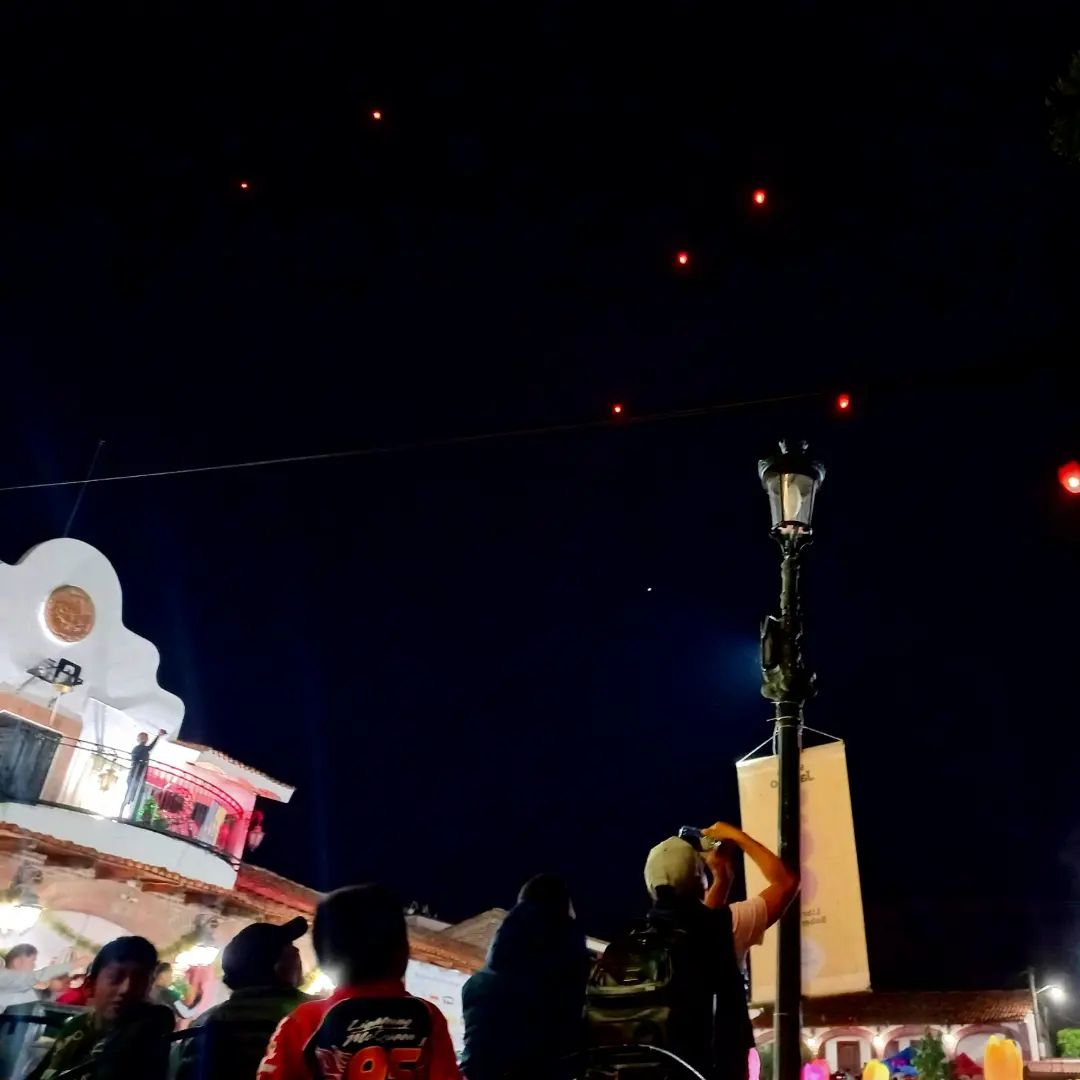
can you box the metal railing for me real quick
[0,715,248,866]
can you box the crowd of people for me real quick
[0,819,797,1080]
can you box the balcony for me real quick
[0,713,248,871]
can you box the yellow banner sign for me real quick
[735,740,870,1001]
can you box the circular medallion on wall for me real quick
[45,585,96,642]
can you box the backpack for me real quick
[584,915,687,1052]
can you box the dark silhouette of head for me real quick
[518,874,574,918]
[136,733,149,745]
[314,884,408,986]
[222,917,308,991]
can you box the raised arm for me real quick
[0,961,71,993]
[702,821,799,928]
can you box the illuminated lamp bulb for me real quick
[1059,461,1080,494]
[752,189,767,205]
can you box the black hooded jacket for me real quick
[461,899,586,1080]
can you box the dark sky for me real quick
[2,2,1080,994]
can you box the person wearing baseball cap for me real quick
[176,916,310,1080]
[642,822,798,1080]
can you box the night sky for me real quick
[3,2,1080,998]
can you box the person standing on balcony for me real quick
[124,728,168,820]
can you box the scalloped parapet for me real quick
[0,538,184,734]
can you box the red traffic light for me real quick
[752,188,767,206]
[836,393,851,412]
[1059,461,1080,494]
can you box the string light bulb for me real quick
[1060,461,1080,494]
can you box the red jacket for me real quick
[257,979,461,1080]
[55,986,90,1006]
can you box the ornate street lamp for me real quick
[758,440,825,1080]
[174,913,220,971]
[0,864,43,937]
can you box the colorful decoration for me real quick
[138,794,167,829]
[748,1047,760,1080]
[158,785,197,836]
[983,1036,1022,1080]
[43,912,103,956]
[803,1059,830,1080]
[862,1061,889,1080]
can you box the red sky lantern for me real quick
[611,403,624,415]
[239,181,250,190]
[1059,461,1080,494]
[372,109,383,121]
[752,188,767,206]
[836,393,851,411]
[676,251,689,267]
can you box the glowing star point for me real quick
[752,188,767,205]
[1059,461,1080,494]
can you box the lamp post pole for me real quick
[758,441,825,1080]
[1029,969,1050,1058]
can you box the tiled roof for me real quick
[0,823,263,911]
[409,924,487,973]
[0,823,327,925]
[173,741,292,792]
[753,991,1033,1028]
[438,908,507,952]
[236,863,322,916]
[233,869,489,973]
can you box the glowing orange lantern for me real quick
[984,1035,1023,1080]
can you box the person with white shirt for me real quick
[642,822,798,1080]
[0,944,74,1013]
